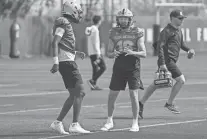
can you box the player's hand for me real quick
[76,51,86,60]
[112,50,121,58]
[159,64,168,71]
[50,64,59,73]
[187,49,195,59]
[124,47,134,56]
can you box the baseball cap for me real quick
[170,9,187,18]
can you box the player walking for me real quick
[50,0,90,134]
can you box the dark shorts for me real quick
[109,67,144,91]
[166,62,182,79]
[59,61,83,89]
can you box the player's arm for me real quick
[124,35,146,58]
[158,30,168,64]
[107,39,120,58]
[180,32,195,59]
[180,32,190,52]
[52,27,65,62]
[158,30,168,70]
[107,39,115,58]
[50,27,65,73]
[135,35,146,58]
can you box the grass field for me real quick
[0,54,206,139]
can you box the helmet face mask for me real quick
[62,1,83,23]
[116,8,133,29]
[117,16,132,29]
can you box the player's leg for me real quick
[139,82,156,119]
[56,92,74,122]
[50,61,73,135]
[140,82,156,104]
[129,89,139,132]
[88,55,97,89]
[101,69,126,131]
[94,56,107,82]
[68,84,90,133]
[165,63,185,114]
[88,55,106,90]
[66,62,90,133]
[128,70,144,132]
[100,89,120,131]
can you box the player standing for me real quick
[50,0,90,134]
[139,9,195,119]
[101,8,146,132]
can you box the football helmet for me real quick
[62,0,83,23]
[116,8,133,28]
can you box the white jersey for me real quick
[85,25,101,56]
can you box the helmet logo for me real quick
[122,9,125,14]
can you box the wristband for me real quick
[53,56,59,64]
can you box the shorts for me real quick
[166,62,182,79]
[59,61,83,89]
[109,68,144,91]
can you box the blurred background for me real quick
[0,0,207,58]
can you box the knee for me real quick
[129,90,138,98]
[108,90,119,99]
[69,85,86,98]
[99,64,106,72]
[74,90,85,98]
[176,75,185,84]
[76,85,86,98]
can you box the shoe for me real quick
[100,121,114,131]
[69,123,90,134]
[87,80,95,89]
[129,124,139,132]
[164,103,181,114]
[91,85,103,91]
[50,120,69,135]
[139,101,144,119]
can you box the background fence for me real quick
[0,15,207,57]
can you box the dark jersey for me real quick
[158,24,190,66]
[53,16,76,54]
[109,26,144,70]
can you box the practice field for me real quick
[0,54,206,139]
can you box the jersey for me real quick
[86,25,101,56]
[109,26,144,70]
[53,16,76,54]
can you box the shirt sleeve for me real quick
[158,30,168,65]
[180,32,190,52]
[54,27,65,37]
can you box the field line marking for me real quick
[38,119,207,139]
[0,96,206,115]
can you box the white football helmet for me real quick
[62,0,83,23]
[116,8,134,28]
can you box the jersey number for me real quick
[116,40,134,51]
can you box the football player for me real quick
[50,0,90,134]
[100,8,146,132]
